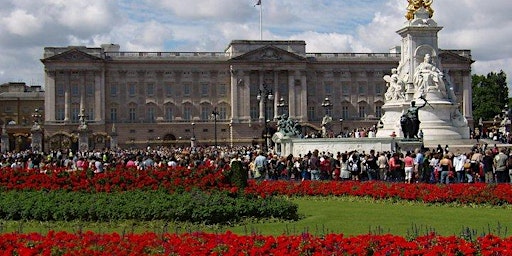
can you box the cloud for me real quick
[2,9,42,36]
[0,0,511,94]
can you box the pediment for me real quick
[230,45,306,62]
[439,50,474,64]
[42,48,104,63]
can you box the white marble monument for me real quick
[376,2,470,140]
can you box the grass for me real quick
[1,196,511,237]
[228,197,512,237]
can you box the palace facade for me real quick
[40,40,473,150]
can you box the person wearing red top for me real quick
[404,152,415,184]
[388,153,402,182]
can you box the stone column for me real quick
[44,71,56,122]
[64,85,70,122]
[258,71,264,120]
[241,71,251,121]
[1,125,8,153]
[300,71,308,122]
[94,71,104,123]
[272,71,278,119]
[288,71,296,117]
[230,67,239,122]
[462,70,473,119]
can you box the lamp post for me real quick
[321,97,332,116]
[339,118,343,137]
[211,107,219,148]
[321,97,332,137]
[257,84,274,152]
[277,97,288,116]
[191,122,196,148]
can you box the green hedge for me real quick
[0,190,298,224]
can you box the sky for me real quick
[1,0,511,91]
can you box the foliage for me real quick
[1,230,511,255]
[2,166,512,206]
[0,190,298,224]
[472,70,508,122]
[226,160,248,189]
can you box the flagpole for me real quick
[259,1,262,40]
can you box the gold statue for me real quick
[406,0,434,20]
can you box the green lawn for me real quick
[1,197,511,237]
[227,197,512,237]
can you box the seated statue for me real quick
[413,54,447,98]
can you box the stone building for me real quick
[0,82,44,151]
[40,40,473,150]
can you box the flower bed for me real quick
[1,230,511,255]
[2,166,511,205]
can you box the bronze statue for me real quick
[406,0,434,21]
[401,97,427,139]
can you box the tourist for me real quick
[365,150,378,181]
[377,152,389,181]
[493,148,508,183]
[482,150,495,183]
[438,154,453,184]
[254,150,268,181]
[404,152,415,184]
[453,150,467,183]
[309,150,321,181]
[339,153,351,181]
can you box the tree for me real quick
[472,70,508,122]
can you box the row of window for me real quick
[55,83,229,98]
[55,106,229,123]
[56,81,387,99]
[55,104,383,123]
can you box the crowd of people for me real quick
[1,142,512,184]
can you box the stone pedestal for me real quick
[1,126,8,153]
[110,124,118,150]
[78,128,90,152]
[376,8,469,141]
[31,126,43,152]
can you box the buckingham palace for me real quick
[40,40,473,150]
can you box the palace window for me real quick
[183,84,191,96]
[342,106,349,119]
[183,106,192,121]
[110,84,118,97]
[146,83,154,96]
[165,83,173,96]
[129,108,136,122]
[110,108,117,122]
[201,83,208,96]
[375,105,382,118]
[201,106,210,121]
[219,106,227,120]
[56,107,65,121]
[165,107,173,121]
[128,83,136,97]
[308,106,316,121]
[147,107,155,122]
[358,106,366,118]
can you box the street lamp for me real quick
[339,118,344,137]
[321,97,333,137]
[211,107,219,148]
[277,97,288,116]
[257,85,274,152]
[321,97,332,116]
[191,122,196,148]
